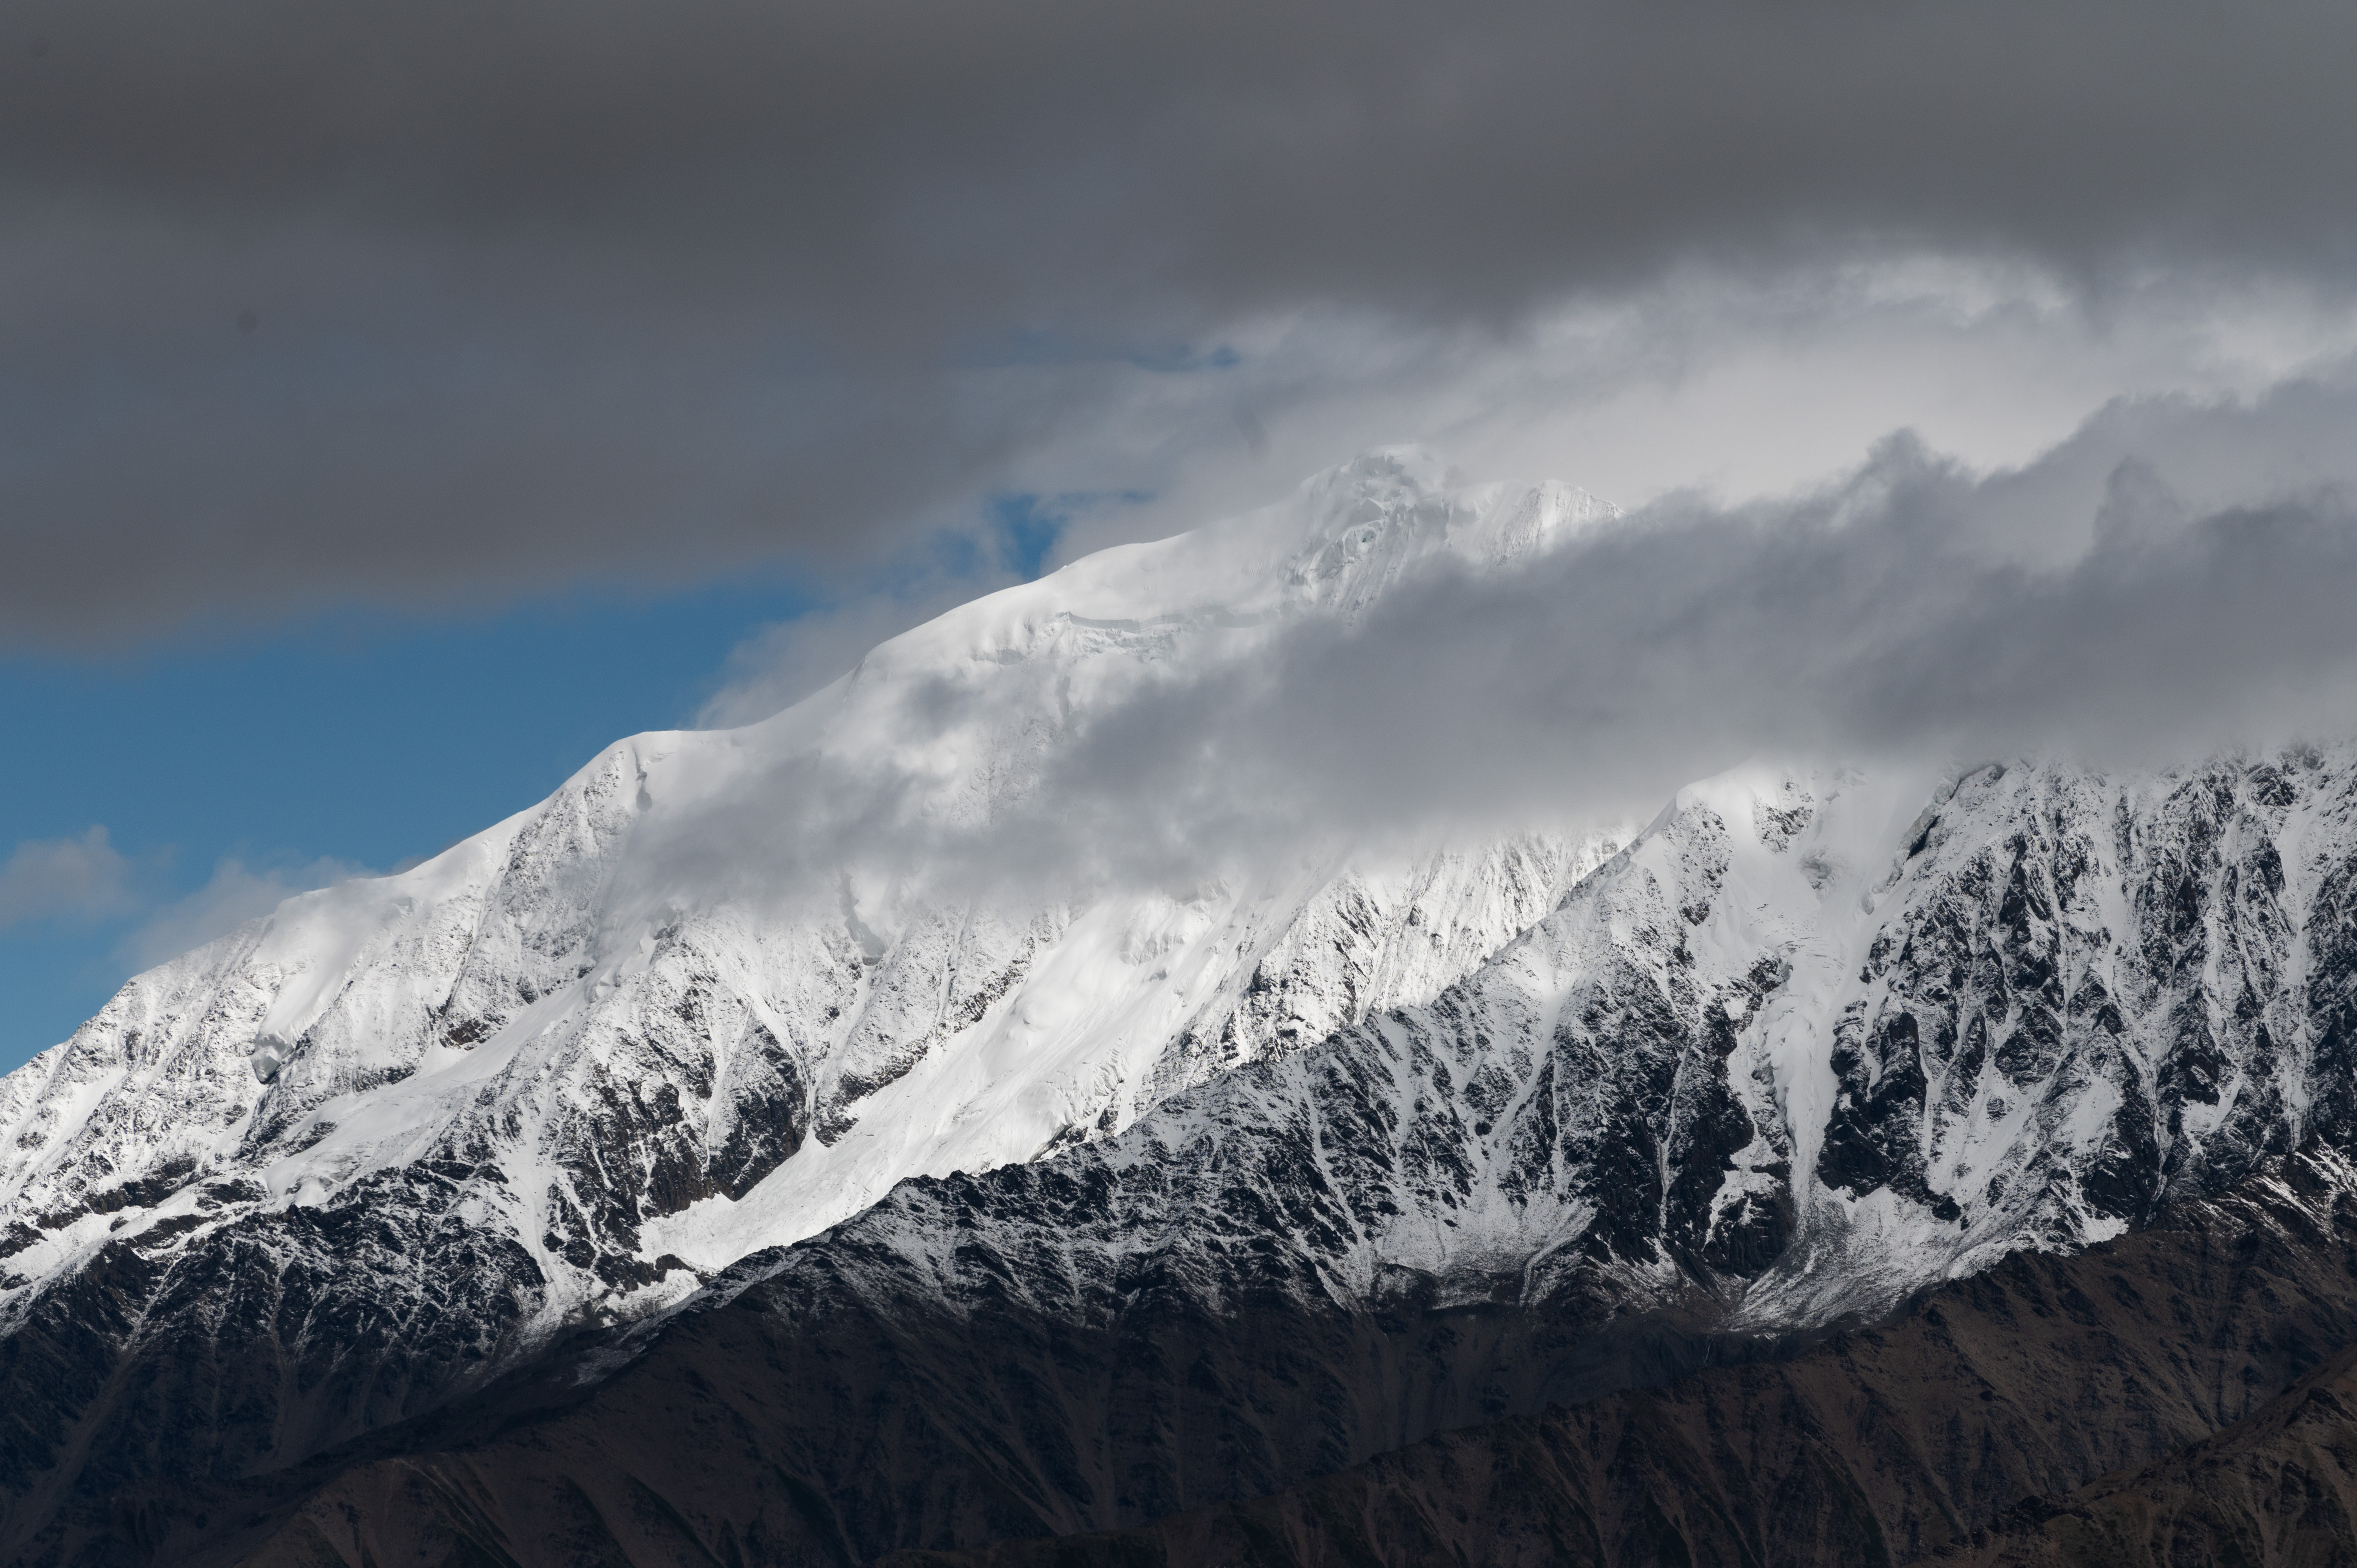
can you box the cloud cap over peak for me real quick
[644,397,2357,929]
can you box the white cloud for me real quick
[703,254,2357,751]
[700,570,1032,729]
[670,376,2357,926]
[118,855,369,970]
[1020,257,2357,572]
[0,828,366,963]
[0,827,140,929]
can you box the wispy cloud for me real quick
[0,828,139,928]
[698,495,1087,727]
[116,854,369,971]
[1043,431,2357,863]
[0,825,364,966]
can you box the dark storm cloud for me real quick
[6,0,2357,634]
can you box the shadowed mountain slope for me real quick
[866,1147,2357,1568]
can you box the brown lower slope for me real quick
[199,1273,1729,1568]
[1941,1338,2357,1565]
[882,1149,2357,1568]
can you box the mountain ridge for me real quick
[851,1145,2357,1568]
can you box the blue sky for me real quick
[0,503,1065,1075]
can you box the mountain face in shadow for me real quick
[876,1147,2357,1568]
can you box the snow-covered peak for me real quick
[823,445,1608,693]
[0,449,1628,1346]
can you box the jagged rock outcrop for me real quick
[865,1147,2357,1568]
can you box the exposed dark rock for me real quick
[864,1149,2357,1568]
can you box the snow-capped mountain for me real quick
[49,745,2357,1568]
[706,744,2357,1389]
[0,452,1628,1526]
[7,447,2357,1564]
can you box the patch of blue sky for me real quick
[988,491,1147,580]
[0,575,799,1070]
